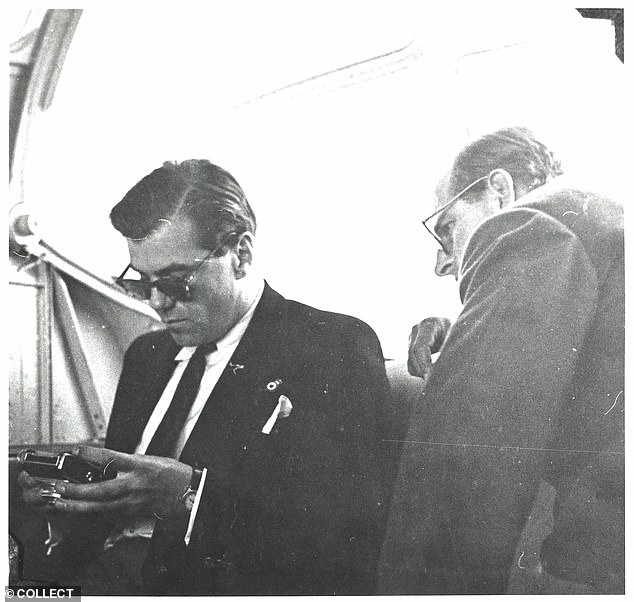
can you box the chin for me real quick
[168,325,219,348]
[168,330,204,348]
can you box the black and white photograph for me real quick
[8,3,627,597]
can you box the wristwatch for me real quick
[181,467,204,512]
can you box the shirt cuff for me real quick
[184,467,207,546]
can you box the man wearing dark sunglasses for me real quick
[379,127,624,594]
[19,159,392,595]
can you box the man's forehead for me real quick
[127,214,208,274]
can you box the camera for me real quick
[17,449,118,483]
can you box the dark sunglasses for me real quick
[114,233,238,302]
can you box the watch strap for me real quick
[188,467,204,492]
[180,467,204,509]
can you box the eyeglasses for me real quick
[421,175,489,250]
[114,233,238,302]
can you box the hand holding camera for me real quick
[16,449,118,552]
[18,448,117,508]
[19,446,193,522]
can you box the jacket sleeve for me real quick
[378,208,598,594]
[341,317,393,482]
[337,317,392,590]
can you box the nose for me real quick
[434,248,456,278]
[148,286,175,311]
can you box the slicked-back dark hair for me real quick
[449,127,564,198]
[110,160,256,251]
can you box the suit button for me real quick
[157,563,169,575]
[203,556,217,568]
[202,555,228,570]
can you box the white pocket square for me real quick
[261,395,293,434]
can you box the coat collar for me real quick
[227,282,289,372]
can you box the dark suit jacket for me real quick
[106,283,392,595]
[378,181,624,593]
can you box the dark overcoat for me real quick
[379,181,624,593]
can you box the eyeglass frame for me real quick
[421,174,490,251]
[114,232,239,302]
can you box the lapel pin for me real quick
[266,378,283,392]
[229,362,245,375]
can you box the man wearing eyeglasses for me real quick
[379,127,624,594]
[19,160,393,595]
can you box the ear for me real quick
[487,169,515,208]
[232,232,254,278]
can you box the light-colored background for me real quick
[9,3,627,361]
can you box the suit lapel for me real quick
[230,282,289,378]
[117,333,180,453]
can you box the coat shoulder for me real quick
[125,328,174,360]
[284,298,378,342]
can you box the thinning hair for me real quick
[110,160,256,250]
[449,127,564,198]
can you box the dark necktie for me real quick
[145,343,217,459]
